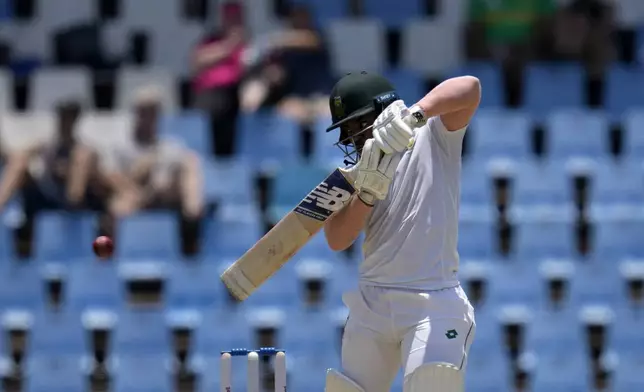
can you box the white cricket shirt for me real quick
[360,116,467,291]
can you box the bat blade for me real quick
[220,168,355,301]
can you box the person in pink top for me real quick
[192,1,246,157]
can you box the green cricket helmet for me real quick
[326,71,400,165]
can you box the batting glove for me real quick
[346,139,402,205]
[373,100,427,154]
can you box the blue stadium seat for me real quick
[0,263,44,309]
[523,63,585,116]
[33,212,96,262]
[466,349,512,392]
[30,309,86,355]
[116,213,180,260]
[487,263,542,306]
[609,308,644,356]
[282,309,336,356]
[313,116,346,167]
[469,110,532,159]
[623,110,644,159]
[605,65,644,119]
[160,112,210,156]
[525,309,585,356]
[459,160,496,220]
[243,262,300,308]
[268,164,329,222]
[114,355,172,392]
[291,0,347,26]
[512,217,577,260]
[546,110,609,159]
[166,262,221,308]
[510,160,574,214]
[113,309,169,355]
[363,0,422,28]
[384,69,424,102]
[612,352,644,391]
[203,158,256,206]
[25,355,85,392]
[569,263,621,307]
[194,310,251,355]
[531,350,591,392]
[238,111,301,165]
[0,214,16,261]
[458,219,497,259]
[448,62,503,108]
[204,209,262,258]
[588,161,644,216]
[591,217,644,260]
[66,261,121,310]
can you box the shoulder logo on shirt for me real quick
[295,169,355,221]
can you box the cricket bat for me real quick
[221,168,356,301]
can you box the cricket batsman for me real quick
[322,71,481,392]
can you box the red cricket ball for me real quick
[93,236,114,259]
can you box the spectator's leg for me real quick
[66,145,96,207]
[179,152,204,219]
[196,85,241,157]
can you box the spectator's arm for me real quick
[275,30,321,50]
[66,144,94,206]
[192,29,244,73]
[129,152,156,184]
[0,148,37,210]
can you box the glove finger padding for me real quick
[362,139,381,172]
[377,152,392,174]
[385,153,402,179]
[373,129,394,154]
[382,123,409,152]
[390,117,415,146]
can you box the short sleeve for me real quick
[429,116,467,157]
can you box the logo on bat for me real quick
[295,169,355,221]
[305,183,352,212]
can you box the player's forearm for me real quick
[323,196,372,251]
[414,76,481,117]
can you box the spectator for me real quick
[549,0,615,79]
[466,0,556,104]
[241,4,332,122]
[0,101,105,215]
[102,87,204,233]
[274,5,332,122]
[191,1,246,158]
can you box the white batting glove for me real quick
[346,139,402,206]
[372,100,420,154]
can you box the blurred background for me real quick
[0,0,643,391]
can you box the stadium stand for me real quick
[0,0,644,391]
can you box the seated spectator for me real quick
[549,0,615,80]
[0,100,105,215]
[101,87,204,252]
[191,1,246,157]
[466,0,556,104]
[241,5,332,122]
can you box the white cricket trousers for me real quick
[340,284,476,392]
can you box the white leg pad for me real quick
[404,362,464,392]
[325,369,365,392]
